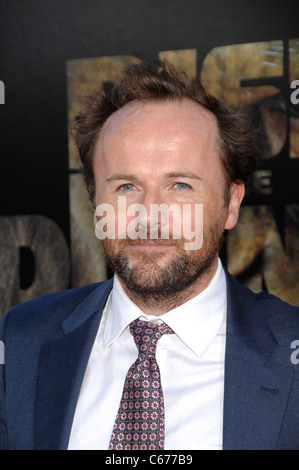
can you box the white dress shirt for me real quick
[68,258,227,450]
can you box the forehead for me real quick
[99,98,219,149]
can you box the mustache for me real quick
[124,238,179,245]
[117,226,182,243]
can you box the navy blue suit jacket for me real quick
[0,270,299,450]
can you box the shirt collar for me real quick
[103,258,227,358]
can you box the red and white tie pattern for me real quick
[109,319,173,450]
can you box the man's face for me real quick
[93,99,244,300]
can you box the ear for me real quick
[224,182,245,230]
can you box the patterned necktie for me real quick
[109,319,174,450]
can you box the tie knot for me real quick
[129,319,173,355]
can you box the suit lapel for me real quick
[34,280,113,450]
[223,272,294,450]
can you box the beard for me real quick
[102,215,226,306]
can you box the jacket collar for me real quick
[61,279,113,334]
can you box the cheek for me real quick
[202,200,226,228]
[178,204,201,238]
[93,169,106,205]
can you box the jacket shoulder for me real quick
[226,270,299,335]
[0,279,113,337]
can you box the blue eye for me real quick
[175,182,190,190]
[121,183,135,191]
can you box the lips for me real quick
[126,239,178,247]
[133,243,175,249]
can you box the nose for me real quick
[134,186,175,240]
[143,186,163,212]
[136,187,164,230]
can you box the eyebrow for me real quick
[106,172,202,182]
[163,172,202,180]
[105,174,139,183]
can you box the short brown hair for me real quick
[72,59,260,205]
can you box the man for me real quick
[0,60,299,450]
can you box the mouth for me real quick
[134,243,175,250]
[126,240,177,251]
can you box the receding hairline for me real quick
[96,96,221,153]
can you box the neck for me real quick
[119,258,219,316]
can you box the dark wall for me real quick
[0,0,298,313]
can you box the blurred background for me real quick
[0,0,298,316]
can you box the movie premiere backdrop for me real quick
[0,0,298,316]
